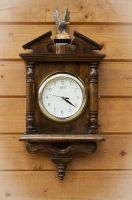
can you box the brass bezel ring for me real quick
[38,72,87,123]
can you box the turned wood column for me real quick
[89,64,98,134]
[26,62,37,133]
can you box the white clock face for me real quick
[38,73,87,122]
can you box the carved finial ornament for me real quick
[54,8,70,39]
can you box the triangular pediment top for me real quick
[23,31,52,49]
[72,31,103,50]
[22,30,103,50]
[20,30,105,59]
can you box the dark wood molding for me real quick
[89,65,98,134]
[26,62,35,83]
[73,31,103,50]
[26,112,37,133]
[23,31,52,49]
[26,62,37,133]
[20,53,105,62]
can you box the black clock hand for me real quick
[48,94,76,107]
[62,97,76,108]
[48,94,69,100]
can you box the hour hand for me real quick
[62,97,76,107]
[48,94,76,107]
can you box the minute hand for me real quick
[62,97,76,107]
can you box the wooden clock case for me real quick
[20,30,105,180]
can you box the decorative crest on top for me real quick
[54,8,70,39]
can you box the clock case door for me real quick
[20,31,105,180]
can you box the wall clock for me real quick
[20,9,105,180]
[38,72,87,123]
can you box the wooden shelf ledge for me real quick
[19,134,105,142]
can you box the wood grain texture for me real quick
[0,98,25,133]
[0,171,132,200]
[0,135,131,170]
[0,61,25,96]
[0,98,132,133]
[34,63,91,135]
[99,98,132,133]
[0,0,131,198]
[99,62,132,96]
[0,25,132,59]
[1,61,132,97]
[0,0,132,23]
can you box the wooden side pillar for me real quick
[26,62,37,133]
[89,64,98,134]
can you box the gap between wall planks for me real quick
[0,1,132,198]
[0,61,132,97]
[0,60,132,133]
[0,25,132,59]
[0,171,132,200]
[0,98,132,133]
[0,134,131,170]
[0,0,132,23]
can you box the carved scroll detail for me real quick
[26,63,35,83]
[26,142,97,180]
[89,111,98,134]
[26,112,37,133]
[89,65,98,83]
[89,65,98,134]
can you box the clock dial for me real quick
[38,73,87,122]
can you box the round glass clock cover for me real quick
[38,73,87,122]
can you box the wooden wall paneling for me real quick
[0,61,25,96]
[0,171,132,200]
[0,0,68,23]
[0,61,132,97]
[0,135,131,170]
[0,0,132,23]
[68,0,132,23]
[99,98,132,133]
[0,98,132,133]
[0,25,132,59]
[0,98,26,133]
[0,0,131,198]
[99,62,132,97]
